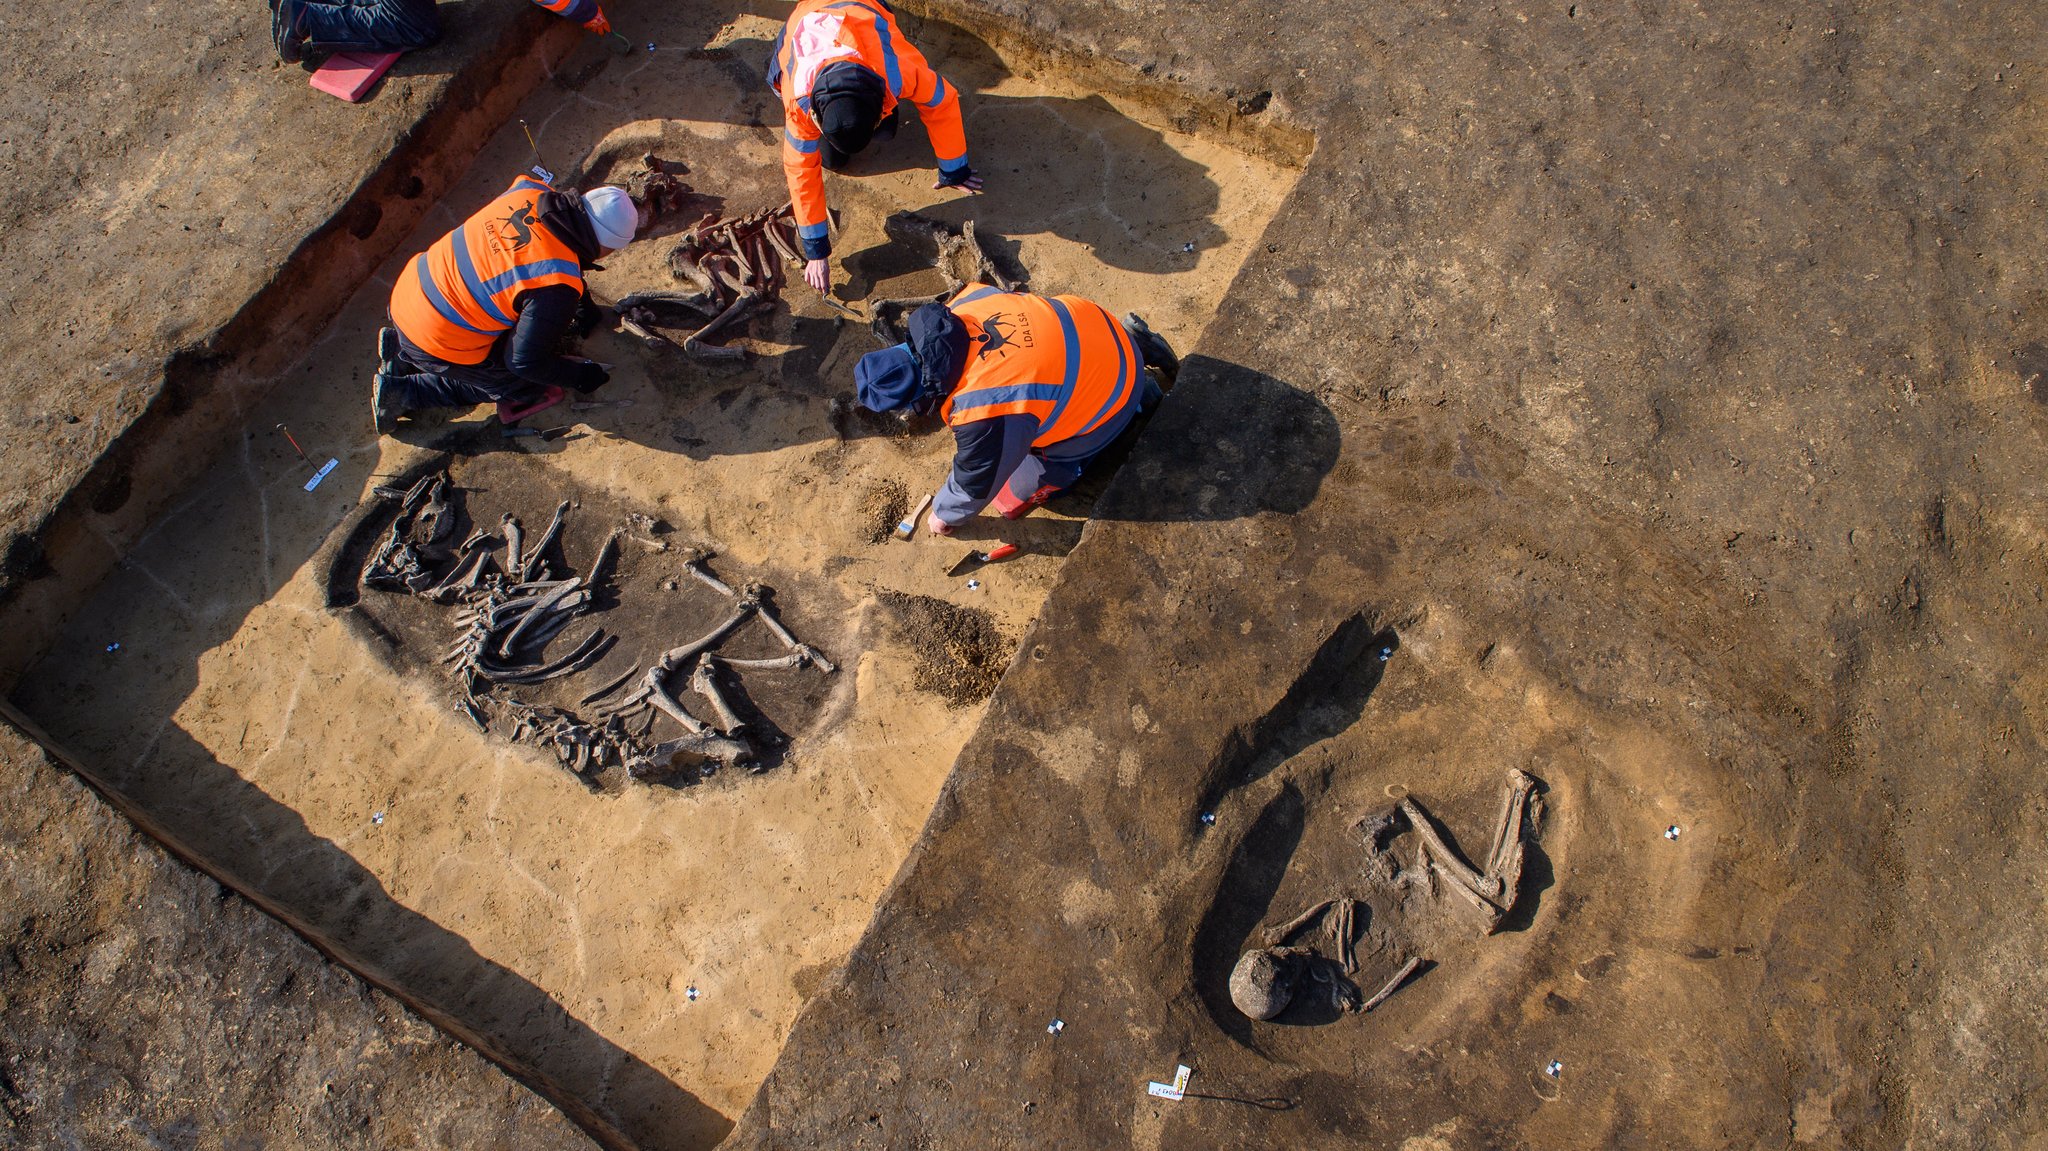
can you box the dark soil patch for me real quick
[857,481,910,545]
[877,591,1013,706]
[329,450,843,787]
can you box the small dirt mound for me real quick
[858,481,909,544]
[877,591,1013,706]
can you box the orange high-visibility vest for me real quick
[389,176,586,365]
[939,284,1143,448]
[775,0,967,256]
[529,0,601,25]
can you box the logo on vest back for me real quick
[973,312,1033,360]
[488,204,537,252]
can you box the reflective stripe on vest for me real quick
[939,285,1141,448]
[532,0,599,23]
[779,0,905,111]
[389,176,585,365]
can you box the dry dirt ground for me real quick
[6,0,2048,1146]
[7,5,1296,1146]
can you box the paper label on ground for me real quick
[1146,1064,1192,1100]
[304,458,339,492]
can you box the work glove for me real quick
[933,164,982,193]
[563,357,610,393]
[583,10,611,35]
[571,293,606,339]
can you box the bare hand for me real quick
[805,259,831,293]
[925,511,954,537]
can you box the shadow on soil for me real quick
[720,15,1228,278]
[121,722,731,1150]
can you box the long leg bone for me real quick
[1260,899,1335,948]
[681,550,733,597]
[524,501,570,580]
[684,291,762,361]
[1360,956,1424,1013]
[1398,798,1499,900]
[691,657,748,735]
[752,591,836,673]
[649,593,760,674]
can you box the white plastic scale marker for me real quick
[304,458,339,492]
[1146,1064,1192,1101]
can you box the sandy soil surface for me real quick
[8,7,1296,1147]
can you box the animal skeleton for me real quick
[1227,770,1544,1023]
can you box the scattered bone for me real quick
[1359,956,1424,1013]
[691,657,748,736]
[502,515,525,582]
[1225,770,1545,1024]
[360,475,836,786]
[523,501,570,581]
[882,211,1028,294]
[681,550,733,597]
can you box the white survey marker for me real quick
[1146,1064,1193,1101]
[304,458,339,492]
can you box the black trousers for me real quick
[381,328,546,411]
[298,0,439,53]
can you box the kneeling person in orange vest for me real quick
[855,284,1177,536]
[372,179,638,433]
[767,0,983,294]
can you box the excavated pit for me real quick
[5,4,1304,1147]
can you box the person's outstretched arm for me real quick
[891,39,980,191]
[781,110,835,290]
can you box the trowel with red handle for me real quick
[946,543,1018,576]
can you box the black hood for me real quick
[536,190,604,269]
[812,61,886,154]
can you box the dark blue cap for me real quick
[856,344,921,412]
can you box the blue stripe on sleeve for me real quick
[921,76,949,108]
[784,128,821,154]
[798,221,830,240]
[1036,298,1084,431]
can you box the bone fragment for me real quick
[1261,899,1336,949]
[1360,956,1424,1013]
[753,595,836,673]
[691,657,747,735]
[503,515,525,582]
[682,552,733,597]
[1398,798,1500,900]
[587,530,621,591]
[524,501,570,578]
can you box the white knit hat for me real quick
[582,185,637,251]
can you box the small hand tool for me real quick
[946,543,1018,576]
[893,493,931,540]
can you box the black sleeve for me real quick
[507,285,607,392]
[948,417,1009,502]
